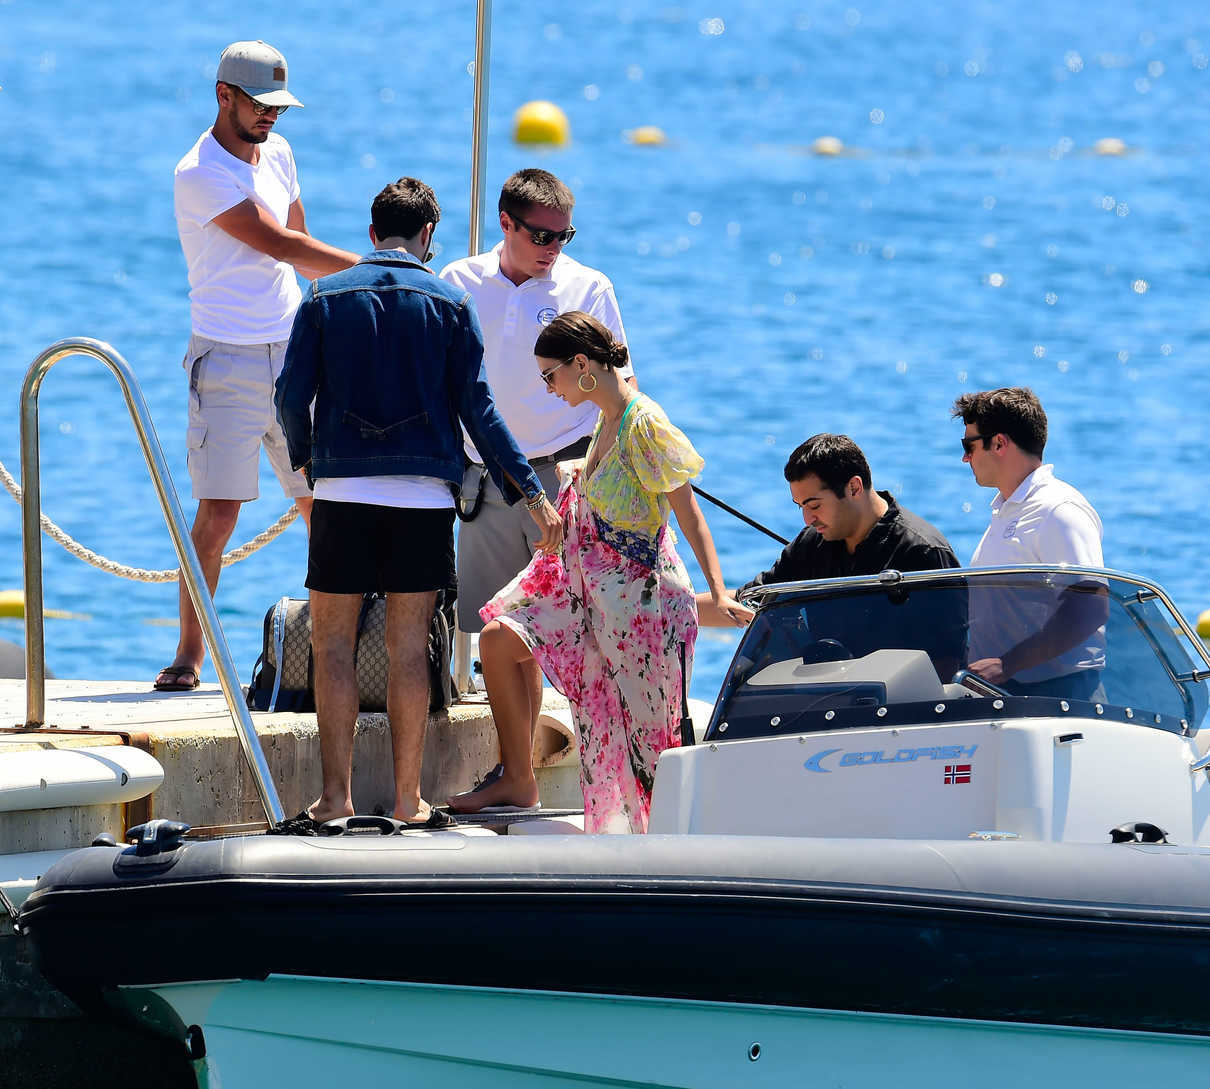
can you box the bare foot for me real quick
[306,800,354,825]
[448,772,540,814]
[394,800,433,824]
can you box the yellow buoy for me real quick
[513,101,570,146]
[1093,137,1128,156]
[1197,610,1210,640]
[811,136,845,157]
[0,591,88,621]
[627,125,667,147]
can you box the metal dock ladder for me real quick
[18,337,285,825]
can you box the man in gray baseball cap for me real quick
[216,39,304,110]
[157,41,358,693]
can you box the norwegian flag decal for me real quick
[944,764,972,785]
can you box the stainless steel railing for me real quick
[20,337,285,824]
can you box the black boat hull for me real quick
[20,834,1210,1036]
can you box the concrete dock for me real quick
[0,677,583,850]
[0,678,583,1087]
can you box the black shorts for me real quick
[306,500,456,595]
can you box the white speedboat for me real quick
[19,565,1210,1087]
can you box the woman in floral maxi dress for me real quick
[449,312,749,833]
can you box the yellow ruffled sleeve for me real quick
[621,400,705,494]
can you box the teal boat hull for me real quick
[22,834,1210,1084]
[151,975,1206,1089]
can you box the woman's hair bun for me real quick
[608,342,630,369]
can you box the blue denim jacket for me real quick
[275,250,540,503]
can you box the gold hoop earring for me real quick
[578,373,598,393]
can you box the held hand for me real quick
[528,498,563,555]
[556,459,584,490]
[712,591,754,627]
[969,657,1009,685]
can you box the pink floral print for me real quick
[481,399,701,833]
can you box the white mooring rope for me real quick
[0,456,299,583]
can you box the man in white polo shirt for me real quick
[440,168,633,655]
[953,387,1107,700]
[156,40,359,692]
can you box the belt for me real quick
[527,435,591,469]
[460,437,591,522]
[467,437,591,474]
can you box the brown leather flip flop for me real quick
[153,666,200,691]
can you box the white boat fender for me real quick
[0,745,164,813]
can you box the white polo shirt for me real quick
[969,464,1105,681]
[439,244,632,460]
[971,464,1103,568]
[174,130,303,345]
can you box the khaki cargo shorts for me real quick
[182,334,311,502]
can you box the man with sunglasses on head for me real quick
[159,40,359,693]
[440,168,634,669]
[953,387,1107,699]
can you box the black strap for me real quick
[455,467,488,522]
[679,641,695,747]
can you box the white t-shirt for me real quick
[313,475,454,509]
[174,130,303,345]
[969,464,1105,680]
[439,243,632,460]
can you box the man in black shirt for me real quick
[699,434,965,679]
[698,433,959,626]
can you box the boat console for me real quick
[649,566,1210,842]
[741,647,966,713]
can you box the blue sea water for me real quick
[2,0,1209,702]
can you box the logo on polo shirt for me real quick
[1002,520,1018,539]
[536,307,558,326]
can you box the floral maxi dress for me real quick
[480,395,702,833]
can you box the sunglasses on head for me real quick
[228,84,289,115]
[508,211,576,247]
[961,432,994,456]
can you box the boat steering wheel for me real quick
[801,638,853,665]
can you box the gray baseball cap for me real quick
[216,40,303,108]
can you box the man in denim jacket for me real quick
[275,177,560,827]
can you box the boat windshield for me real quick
[707,567,1210,742]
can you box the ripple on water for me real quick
[4,0,1210,695]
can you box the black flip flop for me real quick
[153,665,200,692]
[308,810,459,836]
[267,810,323,836]
[404,806,456,831]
